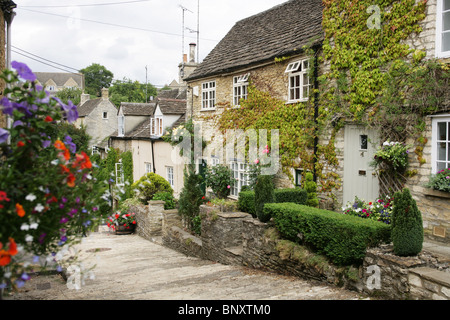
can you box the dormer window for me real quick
[233,73,249,106]
[151,117,163,137]
[286,59,310,102]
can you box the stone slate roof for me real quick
[120,102,157,116]
[34,72,84,88]
[158,98,187,115]
[157,88,187,100]
[78,98,102,117]
[185,0,323,81]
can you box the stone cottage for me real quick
[35,72,85,95]
[185,0,450,244]
[75,88,118,153]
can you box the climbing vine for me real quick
[203,0,449,203]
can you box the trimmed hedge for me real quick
[264,203,392,266]
[238,188,308,217]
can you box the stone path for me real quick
[8,226,368,300]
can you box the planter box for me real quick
[423,188,450,199]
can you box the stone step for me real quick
[408,267,450,300]
[225,246,244,257]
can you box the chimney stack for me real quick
[189,43,196,63]
[80,93,90,106]
[101,88,109,100]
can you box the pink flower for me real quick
[227,185,231,189]
[254,159,260,164]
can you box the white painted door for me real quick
[343,125,380,204]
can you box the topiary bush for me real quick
[391,188,424,257]
[254,175,275,222]
[178,167,204,234]
[265,203,392,265]
[131,172,173,204]
[304,172,319,207]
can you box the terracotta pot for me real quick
[115,223,136,235]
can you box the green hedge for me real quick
[238,188,308,217]
[264,203,392,266]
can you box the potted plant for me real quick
[371,141,410,174]
[107,211,137,235]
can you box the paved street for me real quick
[8,226,367,301]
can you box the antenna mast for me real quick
[179,5,193,63]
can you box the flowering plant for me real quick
[371,141,410,173]
[425,168,450,193]
[342,195,393,224]
[107,211,137,231]
[0,62,107,293]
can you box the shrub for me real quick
[391,188,423,257]
[178,167,204,232]
[204,164,234,199]
[238,188,308,217]
[254,175,275,222]
[304,172,319,207]
[152,192,176,210]
[131,173,173,204]
[265,203,391,265]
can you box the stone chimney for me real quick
[80,93,90,106]
[189,43,196,63]
[101,88,109,100]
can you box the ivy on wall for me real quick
[203,0,449,203]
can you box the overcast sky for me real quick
[10,0,287,88]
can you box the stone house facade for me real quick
[185,0,450,244]
[75,88,118,153]
[35,72,85,96]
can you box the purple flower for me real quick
[12,61,36,82]
[52,97,78,123]
[64,135,76,153]
[60,217,69,224]
[0,128,9,144]
[42,140,52,148]
[13,120,24,128]
[0,97,13,115]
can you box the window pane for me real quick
[444,12,450,31]
[437,161,447,172]
[438,142,447,161]
[443,32,450,52]
[445,0,450,11]
[438,122,447,140]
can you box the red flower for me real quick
[0,191,10,202]
[67,173,76,187]
[54,140,66,151]
[0,238,18,267]
[16,203,25,217]
[44,116,53,122]
[73,152,92,169]
[17,141,25,147]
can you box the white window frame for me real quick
[431,115,450,173]
[166,166,174,187]
[233,73,249,106]
[286,59,310,103]
[145,162,152,174]
[151,116,164,137]
[118,115,125,137]
[229,161,249,198]
[202,81,216,110]
[92,146,100,155]
[436,0,450,58]
[115,161,125,186]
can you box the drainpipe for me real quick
[4,3,16,143]
[312,46,319,183]
[151,139,156,174]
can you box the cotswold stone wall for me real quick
[145,202,449,300]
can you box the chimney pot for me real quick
[189,43,196,63]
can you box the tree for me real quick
[55,87,83,106]
[391,188,424,257]
[204,164,234,199]
[80,63,114,97]
[109,77,157,107]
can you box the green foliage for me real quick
[371,141,410,173]
[204,164,234,199]
[265,203,391,265]
[152,191,176,210]
[391,188,423,256]
[178,167,204,233]
[55,87,82,106]
[80,63,114,97]
[109,77,157,107]
[238,188,308,217]
[47,122,91,154]
[254,175,275,222]
[304,172,319,208]
[425,168,450,193]
[131,173,173,205]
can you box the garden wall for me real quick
[143,202,449,300]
